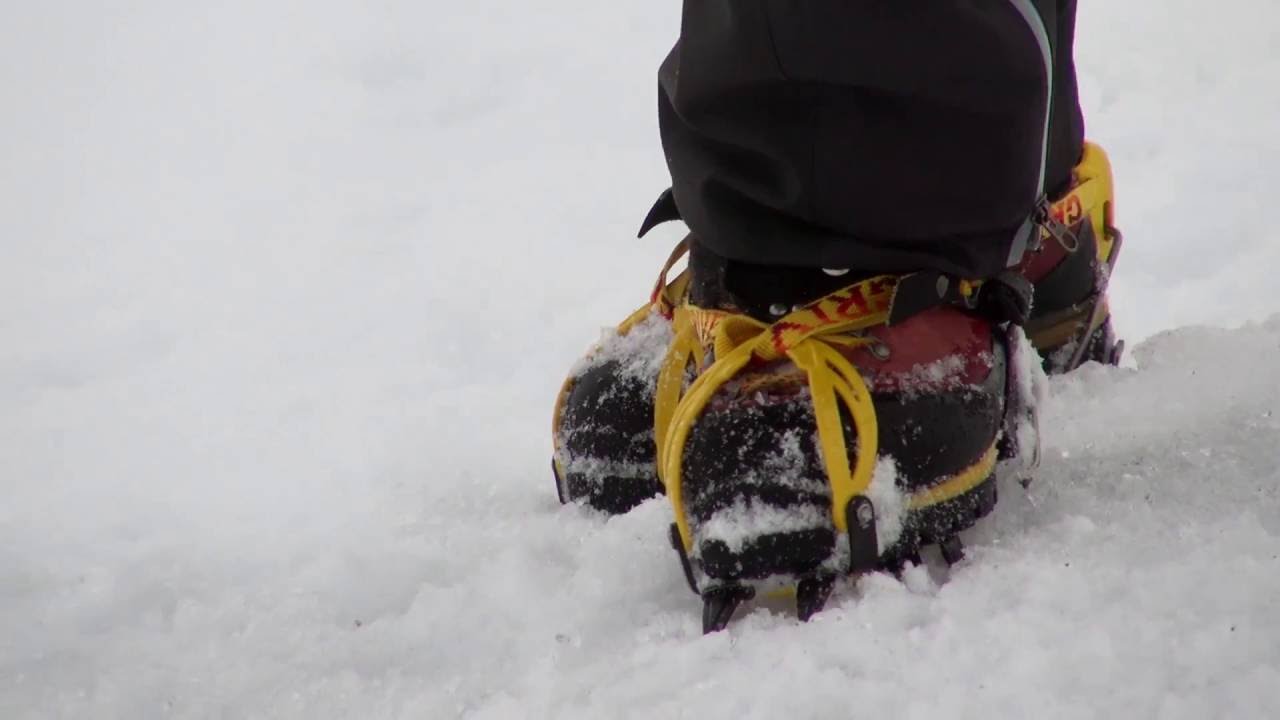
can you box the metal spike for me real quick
[939,535,965,566]
[1110,339,1126,367]
[702,586,753,634]
[796,576,836,622]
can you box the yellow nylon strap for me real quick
[653,311,704,476]
[659,330,755,547]
[650,239,691,317]
[788,342,878,532]
[655,275,899,552]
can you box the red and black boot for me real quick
[551,144,1122,631]
[551,239,1040,630]
[655,240,1040,632]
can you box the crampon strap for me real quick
[654,249,901,555]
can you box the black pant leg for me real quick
[655,0,1085,278]
[1046,0,1085,197]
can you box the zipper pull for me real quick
[1034,196,1080,253]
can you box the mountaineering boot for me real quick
[552,238,1042,627]
[551,245,690,514]
[656,239,1037,630]
[552,143,1123,513]
[551,143,1123,628]
[1020,142,1124,373]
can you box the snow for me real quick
[1004,326,1049,483]
[3,1,1280,718]
[698,500,830,556]
[885,353,972,398]
[866,458,907,552]
[569,310,673,391]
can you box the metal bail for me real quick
[845,495,879,574]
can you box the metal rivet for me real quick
[822,267,850,277]
[856,502,875,529]
[935,276,950,298]
[769,303,788,317]
[869,343,892,361]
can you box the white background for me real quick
[3,2,1279,717]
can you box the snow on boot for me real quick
[1020,141,1125,373]
[551,244,690,514]
[655,242,1042,630]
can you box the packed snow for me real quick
[4,1,1280,718]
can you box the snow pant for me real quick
[647,0,1085,280]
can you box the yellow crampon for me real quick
[653,272,903,554]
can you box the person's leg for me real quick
[1046,0,1087,199]
[653,1,1081,278]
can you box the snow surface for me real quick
[4,1,1280,718]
